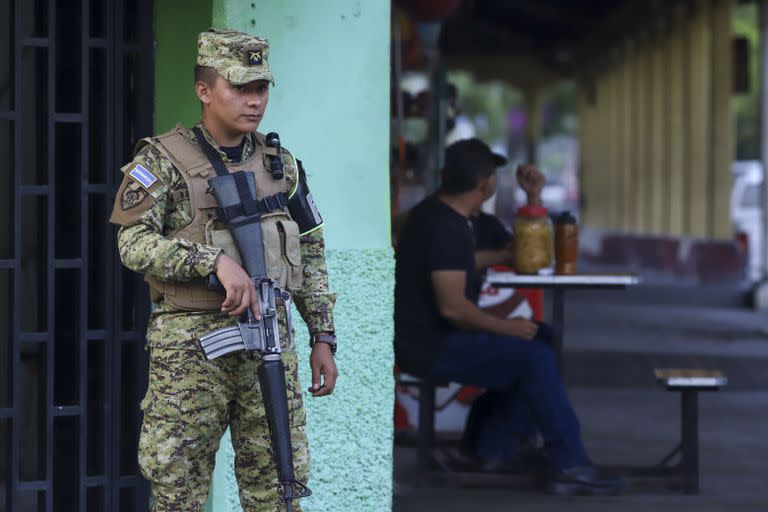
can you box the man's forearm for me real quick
[442,297,517,336]
[475,249,512,270]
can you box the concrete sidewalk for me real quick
[393,281,768,511]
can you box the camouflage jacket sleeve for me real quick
[110,144,222,281]
[281,149,336,334]
[293,228,336,334]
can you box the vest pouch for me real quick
[206,214,299,292]
[206,218,244,267]
[261,217,287,288]
[277,219,303,291]
[147,282,164,303]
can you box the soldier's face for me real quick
[198,76,270,135]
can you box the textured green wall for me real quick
[208,1,394,511]
[154,0,212,131]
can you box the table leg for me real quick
[551,288,565,373]
[681,390,700,494]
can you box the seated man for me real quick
[394,138,622,495]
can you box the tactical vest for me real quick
[140,125,303,312]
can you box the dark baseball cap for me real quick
[441,138,508,194]
[444,138,508,172]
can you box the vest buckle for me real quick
[263,194,281,213]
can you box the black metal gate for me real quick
[1,0,154,510]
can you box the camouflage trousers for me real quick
[138,347,309,512]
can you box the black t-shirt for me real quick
[394,195,481,376]
[220,139,245,162]
[471,212,511,251]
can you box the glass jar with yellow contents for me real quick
[513,205,553,274]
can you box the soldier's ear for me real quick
[196,80,212,106]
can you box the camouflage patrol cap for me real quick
[197,29,275,86]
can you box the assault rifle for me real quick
[193,127,310,512]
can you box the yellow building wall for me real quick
[579,0,734,239]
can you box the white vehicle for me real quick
[731,161,764,282]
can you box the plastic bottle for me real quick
[554,211,578,275]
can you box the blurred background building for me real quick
[391,0,765,286]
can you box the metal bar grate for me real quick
[18,333,50,343]
[10,0,23,510]
[17,481,49,492]
[52,113,83,123]
[4,0,154,510]
[45,1,56,510]
[19,185,50,195]
[22,37,49,47]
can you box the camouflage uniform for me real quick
[110,30,335,512]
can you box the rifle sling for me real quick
[218,192,289,224]
[192,126,262,218]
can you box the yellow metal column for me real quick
[635,43,652,233]
[616,60,629,231]
[667,16,687,235]
[622,48,635,231]
[577,88,588,227]
[579,84,596,228]
[575,0,733,240]
[686,0,713,237]
[524,88,544,165]
[590,74,609,228]
[710,0,734,238]
[650,37,666,234]
[627,47,640,231]
[607,67,621,227]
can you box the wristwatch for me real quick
[310,333,337,355]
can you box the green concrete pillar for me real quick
[154,0,213,131]
[208,1,394,511]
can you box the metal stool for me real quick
[396,376,448,469]
[652,368,727,494]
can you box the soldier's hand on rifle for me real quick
[214,253,261,319]
[309,342,338,397]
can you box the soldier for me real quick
[109,29,338,511]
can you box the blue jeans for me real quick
[432,324,590,471]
